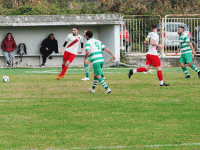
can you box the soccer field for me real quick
[0,67,200,149]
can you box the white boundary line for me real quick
[25,69,155,74]
[0,99,37,102]
[65,143,200,150]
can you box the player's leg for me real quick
[180,63,190,78]
[59,60,71,77]
[128,65,151,79]
[98,62,111,94]
[57,60,66,80]
[101,65,106,80]
[186,53,200,78]
[57,51,68,79]
[128,54,152,79]
[152,55,169,86]
[57,51,75,80]
[190,63,200,78]
[180,54,190,78]
[89,74,98,93]
[90,62,111,94]
[62,61,66,69]
[81,58,91,81]
[155,66,169,86]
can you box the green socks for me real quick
[191,64,200,73]
[98,77,108,89]
[92,76,98,89]
[85,63,89,78]
[182,66,189,76]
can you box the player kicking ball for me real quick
[81,30,106,81]
[128,24,169,86]
[57,27,83,80]
[84,30,116,94]
[175,26,200,78]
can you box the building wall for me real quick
[99,25,120,65]
[0,25,101,67]
[0,25,100,55]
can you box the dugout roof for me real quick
[0,14,122,26]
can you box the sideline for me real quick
[65,143,200,150]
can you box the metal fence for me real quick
[164,14,200,55]
[120,14,200,55]
[120,15,161,53]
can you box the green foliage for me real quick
[0,0,199,16]
[2,0,13,9]
[80,3,100,14]
[10,6,35,15]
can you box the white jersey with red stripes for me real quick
[65,33,83,55]
[147,32,159,56]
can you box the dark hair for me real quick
[86,30,93,38]
[73,27,79,30]
[48,33,54,38]
[6,33,13,38]
[151,24,157,29]
[178,26,184,30]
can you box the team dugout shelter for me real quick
[0,14,121,67]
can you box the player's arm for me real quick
[189,42,196,55]
[104,48,116,60]
[144,38,149,45]
[84,50,90,64]
[84,42,90,65]
[151,39,163,48]
[175,47,180,54]
[60,41,67,54]
[78,42,84,54]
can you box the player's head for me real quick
[178,26,184,35]
[84,30,88,38]
[151,24,158,31]
[49,33,55,40]
[85,30,93,40]
[72,27,79,36]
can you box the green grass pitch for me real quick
[0,67,200,149]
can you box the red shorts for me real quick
[63,51,76,63]
[146,54,161,67]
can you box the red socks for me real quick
[62,64,65,69]
[60,66,68,77]
[136,67,147,72]
[157,70,163,81]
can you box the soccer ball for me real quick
[2,76,9,83]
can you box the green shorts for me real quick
[93,62,104,76]
[180,53,192,64]
[87,57,92,62]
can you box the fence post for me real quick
[161,18,165,58]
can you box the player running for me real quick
[84,30,116,94]
[57,27,83,80]
[175,26,200,78]
[81,30,106,81]
[128,24,169,86]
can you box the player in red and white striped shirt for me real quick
[128,24,169,86]
[57,27,83,80]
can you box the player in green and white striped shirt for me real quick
[84,30,116,94]
[81,30,106,81]
[175,26,200,78]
